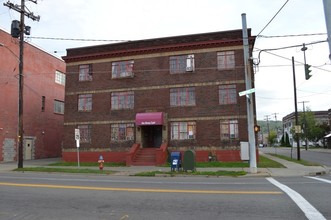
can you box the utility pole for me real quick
[264,115,271,146]
[292,57,301,160]
[242,13,257,174]
[272,113,279,135]
[4,0,40,168]
[323,0,331,60]
[298,101,309,150]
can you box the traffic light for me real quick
[304,64,312,80]
[254,125,260,133]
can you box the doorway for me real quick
[141,125,162,148]
[24,139,33,160]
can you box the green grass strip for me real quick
[193,155,284,168]
[48,162,125,167]
[269,153,320,166]
[258,155,285,168]
[134,170,246,177]
[14,167,115,174]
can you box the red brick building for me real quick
[62,29,256,165]
[0,29,65,162]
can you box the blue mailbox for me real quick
[170,152,182,171]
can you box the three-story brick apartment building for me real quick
[62,29,256,165]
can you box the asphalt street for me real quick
[0,172,330,220]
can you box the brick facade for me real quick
[0,29,65,162]
[62,29,256,163]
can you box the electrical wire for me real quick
[254,39,328,67]
[26,36,128,42]
[256,0,290,37]
[258,33,327,38]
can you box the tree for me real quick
[267,130,278,146]
[280,134,285,146]
[298,108,329,146]
[285,132,291,147]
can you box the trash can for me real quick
[183,150,196,172]
[170,152,181,171]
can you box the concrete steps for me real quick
[132,148,157,166]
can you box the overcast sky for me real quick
[1,0,330,121]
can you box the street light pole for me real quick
[242,13,257,173]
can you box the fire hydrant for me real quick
[98,155,104,171]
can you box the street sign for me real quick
[74,129,81,167]
[294,125,302,134]
[239,88,255,97]
[75,129,80,140]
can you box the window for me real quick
[78,94,92,111]
[219,85,237,104]
[55,70,65,85]
[54,100,64,114]
[217,51,235,70]
[78,125,91,143]
[41,96,45,112]
[170,87,195,106]
[111,123,134,141]
[79,64,92,81]
[171,122,196,140]
[111,91,134,110]
[220,119,238,140]
[169,54,194,74]
[112,60,134,78]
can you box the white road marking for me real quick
[305,176,331,184]
[266,177,326,220]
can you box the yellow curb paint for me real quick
[0,182,282,195]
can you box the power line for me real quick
[258,33,327,38]
[256,0,289,37]
[26,36,128,42]
[254,40,329,69]
[26,32,327,43]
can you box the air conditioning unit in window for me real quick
[186,67,193,72]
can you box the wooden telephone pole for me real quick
[3,0,40,168]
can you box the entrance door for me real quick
[141,125,162,148]
[24,139,33,160]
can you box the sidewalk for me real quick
[0,154,329,177]
[259,152,329,177]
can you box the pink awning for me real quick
[135,112,163,126]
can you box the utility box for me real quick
[240,142,250,161]
[170,152,181,171]
[183,150,196,172]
